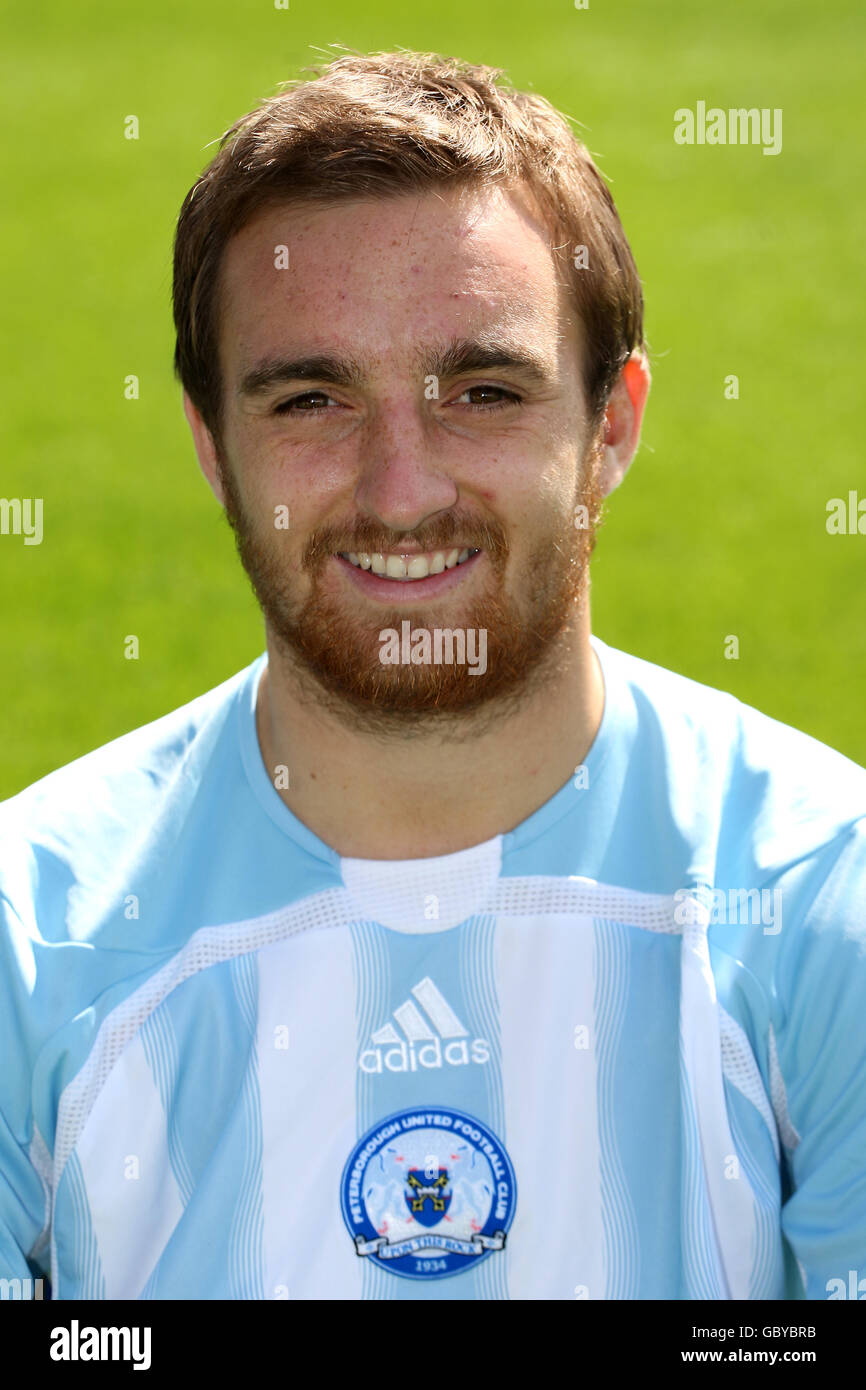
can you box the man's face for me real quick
[206,184,603,731]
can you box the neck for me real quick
[255,603,604,860]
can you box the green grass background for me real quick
[1,0,863,798]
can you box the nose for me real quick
[352,396,459,536]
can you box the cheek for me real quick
[229,432,336,518]
[515,467,572,517]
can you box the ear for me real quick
[183,391,226,506]
[597,352,651,498]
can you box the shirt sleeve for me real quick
[0,1112,47,1284]
[774,818,866,1298]
[0,891,51,1288]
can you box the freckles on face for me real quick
[220,185,582,394]
[214,185,590,566]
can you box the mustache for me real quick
[303,515,509,570]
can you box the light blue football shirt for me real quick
[1,635,865,1300]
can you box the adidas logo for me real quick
[359,977,490,1074]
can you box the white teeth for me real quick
[385,554,407,579]
[340,548,478,580]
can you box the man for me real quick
[1,51,864,1302]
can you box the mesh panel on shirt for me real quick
[718,1005,779,1159]
[494,876,681,933]
[767,1022,801,1152]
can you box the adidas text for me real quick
[359,1035,490,1073]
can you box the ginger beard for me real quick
[217,439,604,735]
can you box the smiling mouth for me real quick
[336,548,481,581]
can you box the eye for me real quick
[273,390,337,414]
[453,384,522,410]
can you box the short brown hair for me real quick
[172,50,645,449]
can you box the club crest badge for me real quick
[340,1106,517,1280]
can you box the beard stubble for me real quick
[218,447,603,738]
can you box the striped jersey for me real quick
[1,635,865,1300]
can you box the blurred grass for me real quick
[0,0,864,796]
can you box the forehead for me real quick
[217,185,578,378]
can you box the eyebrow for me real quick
[236,338,555,399]
[238,354,365,397]
[424,339,553,387]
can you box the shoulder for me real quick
[595,636,866,873]
[0,656,264,938]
